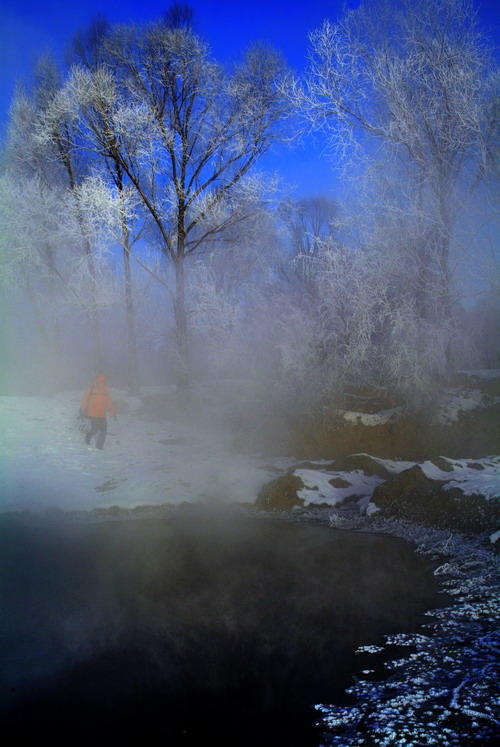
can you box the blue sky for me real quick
[0,0,498,197]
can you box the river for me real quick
[0,505,443,746]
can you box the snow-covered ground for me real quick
[2,386,497,524]
[0,389,288,513]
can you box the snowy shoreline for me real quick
[269,505,500,746]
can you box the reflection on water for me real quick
[0,507,442,745]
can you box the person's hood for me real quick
[94,375,107,385]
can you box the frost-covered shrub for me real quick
[187,196,484,420]
[296,240,466,408]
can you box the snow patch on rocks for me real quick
[421,456,500,500]
[289,455,499,513]
[295,468,383,507]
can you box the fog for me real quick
[0,2,498,742]
[0,508,444,744]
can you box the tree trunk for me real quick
[47,263,63,392]
[83,234,103,374]
[174,256,190,396]
[415,175,428,321]
[437,182,452,323]
[437,180,454,374]
[119,189,140,395]
[60,144,103,375]
[123,244,140,395]
[89,293,103,375]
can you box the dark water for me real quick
[0,507,442,746]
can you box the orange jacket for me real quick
[81,376,116,418]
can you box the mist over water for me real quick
[0,507,443,746]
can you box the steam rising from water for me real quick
[0,507,442,745]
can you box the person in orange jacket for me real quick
[79,375,117,450]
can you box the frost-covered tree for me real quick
[290,0,499,324]
[0,167,123,391]
[273,236,467,411]
[277,195,337,307]
[0,173,66,383]
[50,18,290,393]
[7,55,106,371]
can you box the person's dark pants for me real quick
[85,417,107,449]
